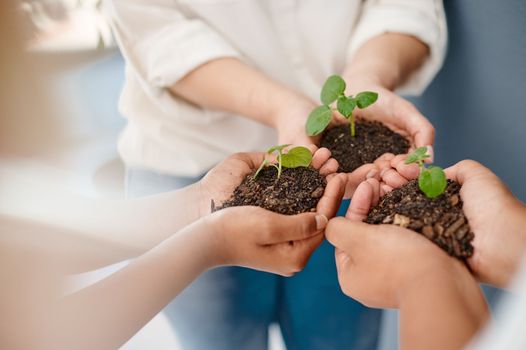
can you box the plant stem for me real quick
[277,152,283,179]
[349,112,356,137]
[418,161,425,173]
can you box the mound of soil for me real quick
[215,166,326,215]
[320,120,410,173]
[365,179,474,260]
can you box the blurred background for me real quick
[10,0,526,349]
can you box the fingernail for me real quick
[366,169,377,179]
[381,184,392,194]
[426,145,434,163]
[315,214,328,230]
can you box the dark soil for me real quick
[365,179,474,260]
[320,120,410,173]
[214,166,326,215]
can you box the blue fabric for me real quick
[126,169,381,350]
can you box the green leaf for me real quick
[267,144,291,154]
[336,96,356,118]
[418,166,447,198]
[355,91,378,109]
[306,105,332,136]
[405,146,430,164]
[281,146,313,168]
[320,75,346,105]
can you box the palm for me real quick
[200,153,262,214]
[456,170,515,282]
[351,85,434,149]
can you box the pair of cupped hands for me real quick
[195,144,525,308]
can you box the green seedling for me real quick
[405,147,447,198]
[253,144,313,180]
[306,75,378,137]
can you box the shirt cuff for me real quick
[347,2,447,95]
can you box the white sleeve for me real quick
[104,0,242,96]
[348,0,447,95]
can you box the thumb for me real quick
[345,180,375,222]
[257,211,328,245]
[326,218,383,254]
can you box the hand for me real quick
[343,76,435,152]
[326,178,476,308]
[198,146,344,219]
[274,98,320,146]
[326,178,488,350]
[375,156,526,288]
[203,206,328,276]
[444,160,526,287]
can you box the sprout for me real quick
[253,145,313,179]
[306,75,378,137]
[405,147,447,198]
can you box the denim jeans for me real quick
[126,168,382,350]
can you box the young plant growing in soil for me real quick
[306,75,378,137]
[253,144,313,179]
[365,147,474,260]
[216,145,326,215]
[404,147,447,198]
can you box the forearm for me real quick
[24,183,204,270]
[399,266,488,350]
[169,57,311,126]
[343,33,429,90]
[54,219,215,349]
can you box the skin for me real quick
[3,147,352,349]
[4,147,344,273]
[376,156,526,288]
[326,177,489,350]
[169,33,434,149]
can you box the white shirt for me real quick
[106,0,447,176]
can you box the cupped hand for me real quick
[375,155,526,288]
[204,206,328,276]
[345,77,435,151]
[325,178,478,308]
[199,147,345,219]
[444,160,526,287]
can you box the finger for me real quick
[380,184,393,196]
[257,211,327,245]
[398,104,435,148]
[319,158,339,176]
[305,144,319,154]
[373,153,395,173]
[326,219,384,253]
[345,180,374,221]
[232,152,267,171]
[335,247,353,269]
[367,178,381,206]
[390,154,420,180]
[444,159,491,185]
[380,168,409,189]
[374,153,395,165]
[316,173,346,219]
[291,232,326,264]
[343,163,378,199]
[311,147,332,170]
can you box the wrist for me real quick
[267,91,315,129]
[343,67,400,92]
[398,255,475,307]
